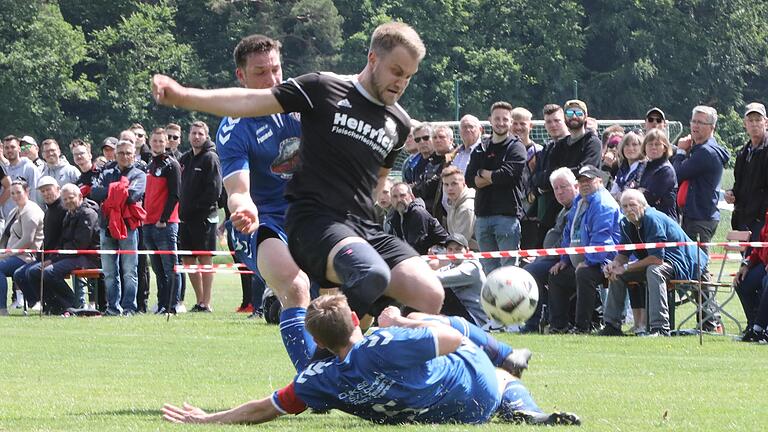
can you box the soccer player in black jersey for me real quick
[152,22,444,318]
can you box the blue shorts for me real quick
[226,214,287,276]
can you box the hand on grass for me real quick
[162,402,210,424]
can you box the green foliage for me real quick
[1,0,768,140]
[0,3,92,141]
[85,1,204,140]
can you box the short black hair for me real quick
[234,34,282,69]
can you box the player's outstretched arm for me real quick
[162,397,282,425]
[152,74,284,118]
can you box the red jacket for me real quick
[102,177,146,240]
[747,211,768,266]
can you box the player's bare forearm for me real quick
[162,398,281,425]
[224,173,260,234]
[152,74,284,118]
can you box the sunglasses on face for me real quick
[647,117,663,123]
[135,133,145,138]
[414,136,431,143]
[167,135,180,140]
[565,108,585,117]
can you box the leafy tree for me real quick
[0,2,93,141]
[581,0,768,121]
[85,1,204,140]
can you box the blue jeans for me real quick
[101,229,139,314]
[143,223,180,310]
[14,261,41,306]
[474,215,521,274]
[0,256,27,309]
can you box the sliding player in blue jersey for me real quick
[215,35,314,366]
[162,294,580,426]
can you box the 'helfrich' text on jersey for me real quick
[271,72,410,220]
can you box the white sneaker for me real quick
[10,290,24,309]
[30,302,42,312]
[150,303,160,314]
[174,303,187,314]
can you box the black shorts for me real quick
[179,220,217,251]
[285,202,418,288]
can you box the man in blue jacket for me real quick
[600,189,708,337]
[547,165,621,333]
[672,105,729,331]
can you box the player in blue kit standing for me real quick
[162,294,580,426]
[214,34,314,366]
[153,22,445,326]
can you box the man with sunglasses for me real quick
[19,136,44,169]
[165,123,184,160]
[130,123,153,164]
[403,123,434,185]
[644,107,667,132]
[538,101,601,199]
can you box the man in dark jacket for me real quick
[390,182,448,255]
[725,102,768,238]
[465,101,526,273]
[673,105,730,249]
[32,184,99,314]
[12,176,67,310]
[672,105,730,332]
[91,139,147,316]
[178,121,222,312]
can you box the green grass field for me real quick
[4,175,763,432]
[2,267,766,432]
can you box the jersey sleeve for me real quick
[271,73,320,114]
[216,117,251,181]
[271,382,308,415]
[364,327,439,368]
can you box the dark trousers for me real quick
[548,263,604,331]
[521,256,558,331]
[31,257,93,314]
[133,228,151,312]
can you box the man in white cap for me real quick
[644,107,667,132]
[725,102,768,238]
[19,135,44,169]
[11,176,67,310]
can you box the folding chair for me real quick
[667,230,749,335]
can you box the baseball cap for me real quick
[37,176,59,189]
[744,102,766,118]
[645,107,666,120]
[576,165,607,181]
[445,233,469,249]
[20,135,37,147]
[564,99,588,114]
[101,137,118,149]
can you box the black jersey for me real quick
[271,72,410,221]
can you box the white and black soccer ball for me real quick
[480,266,539,325]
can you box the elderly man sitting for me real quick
[600,189,708,337]
[547,165,621,334]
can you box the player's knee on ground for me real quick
[332,242,390,316]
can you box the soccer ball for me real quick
[481,266,539,325]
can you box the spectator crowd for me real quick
[2,100,768,344]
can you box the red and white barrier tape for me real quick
[424,241,761,261]
[1,240,757,274]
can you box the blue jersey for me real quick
[216,113,302,221]
[272,327,500,424]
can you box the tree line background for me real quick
[2,0,767,153]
